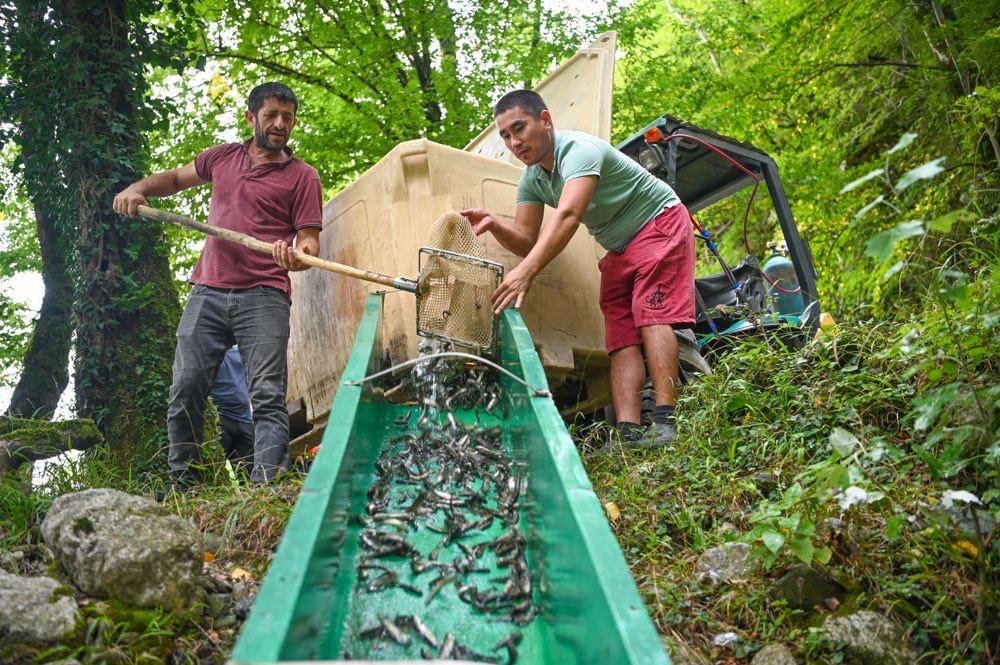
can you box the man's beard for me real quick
[253,124,287,152]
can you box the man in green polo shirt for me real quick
[460,90,697,446]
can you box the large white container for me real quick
[286,33,618,442]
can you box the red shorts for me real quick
[598,204,696,353]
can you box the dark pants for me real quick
[167,284,291,484]
[219,415,255,480]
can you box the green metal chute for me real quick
[231,293,668,664]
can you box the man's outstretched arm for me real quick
[459,203,544,257]
[491,174,597,312]
[113,161,206,217]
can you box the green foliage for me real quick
[171,0,612,188]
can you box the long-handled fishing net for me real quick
[137,206,504,352]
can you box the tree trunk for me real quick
[0,416,102,473]
[5,136,74,420]
[57,0,181,474]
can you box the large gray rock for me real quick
[0,571,79,643]
[822,610,915,664]
[751,643,797,665]
[695,542,753,584]
[41,489,203,610]
[770,564,845,610]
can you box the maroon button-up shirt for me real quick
[191,141,323,294]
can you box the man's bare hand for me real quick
[273,233,319,272]
[112,187,148,217]
[491,261,537,313]
[458,208,497,236]
[273,240,305,271]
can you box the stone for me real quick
[754,472,780,496]
[234,591,256,620]
[751,643,797,665]
[822,610,915,664]
[695,542,753,584]
[202,531,225,555]
[770,564,845,611]
[214,613,237,629]
[206,593,229,617]
[0,571,79,644]
[943,504,996,541]
[41,488,203,610]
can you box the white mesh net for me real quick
[416,212,503,351]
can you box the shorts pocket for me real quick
[651,209,675,238]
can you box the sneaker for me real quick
[634,420,677,448]
[599,421,645,450]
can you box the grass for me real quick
[1,252,994,663]
[576,309,998,663]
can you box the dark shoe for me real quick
[601,421,645,450]
[634,420,677,448]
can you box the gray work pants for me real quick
[167,284,291,484]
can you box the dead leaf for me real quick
[955,540,979,557]
[203,551,216,564]
[230,567,253,582]
[604,501,621,522]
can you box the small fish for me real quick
[366,570,398,592]
[378,613,411,646]
[375,518,410,533]
[438,633,455,659]
[494,632,522,663]
[409,614,439,649]
[425,574,455,605]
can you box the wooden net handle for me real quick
[137,205,415,292]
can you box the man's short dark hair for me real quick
[493,89,547,118]
[248,82,298,115]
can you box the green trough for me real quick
[231,293,669,664]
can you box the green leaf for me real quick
[840,168,884,193]
[829,427,860,457]
[788,536,815,564]
[762,529,785,553]
[913,383,960,430]
[853,195,885,220]
[813,546,832,565]
[779,512,802,532]
[885,515,906,541]
[927,208,976,233]
[882,261,905,281]
[894,157,946,191]
[885,132,918,154]
[865,220,925,262]
[780,483,804,508]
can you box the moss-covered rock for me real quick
[0,571,79,643]
[41,489,202,610]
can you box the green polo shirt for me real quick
[516,130,682,252]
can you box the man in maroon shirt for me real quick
[113,82,322,486]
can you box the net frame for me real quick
[416,246,504,353]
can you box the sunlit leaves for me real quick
[829,427,859,457]
[885,132,918,154]
[853,194,885,220]
[864,220,924,261]
[894,157,947,191]
[839,168,884,193]
[912,383,959,431]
